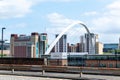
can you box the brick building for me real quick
[10,32,48,58]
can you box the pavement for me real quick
[0,75,69,80]
[0,70,120,80]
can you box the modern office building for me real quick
[55,34,67,52]
[80,33,98,54]
[76,43,80,52]
[80,36,85,52]
[118,38,120,49]
[103,43,118,53]
[39,33,48,57]
[85,33,97,54]
[10,32,48,58]
[95,42,103,54]
[67,43,71,52]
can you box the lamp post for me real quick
[115,49,118,68]
[1,27,6,58]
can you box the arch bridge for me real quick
[45,21,93,55]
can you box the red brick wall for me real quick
[85,60,99,67]
[85,60,120,68]
[48,59,67,66]
[14,46,27,58]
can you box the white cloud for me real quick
[47,13,87,43]
[0,0,36,19]
[47,13,76,43]
[90,0,120,33]
[107,1,120,10]
[47,12,76,27]
[46,0,120,43]
[84,11,98,16]
[87,0,120,43]
[39,0,76,2]
[0,0,30,18]
[106,0,120,16]
[0,0,79,19]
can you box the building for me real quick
[10,32,48,58]
[0,43,10,50]
[49,52,67,66]
[68,52,88,66]
[67,54,120,68]
[11,33,38,58]
[118,38,120,49]
[70,44,76,52]
[39,33,48,57]
[80,36,85,52]
[76,43,80,52]
[80,33,98,54]
[67,43,80,52]
[55,34,67,52]
[84,33,97,54]
[95,42,103,54]
[0,43,10,56]
[103,43,118,53]
[67,43,71,52]
[48,52,120,68]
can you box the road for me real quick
[0,75,69,80]
[0,70,120,80]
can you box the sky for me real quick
[0,0,120,44]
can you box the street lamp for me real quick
[114,49,118,68]
[1,27,6,58]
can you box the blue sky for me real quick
[0,0,120,44]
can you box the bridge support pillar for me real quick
[44,58,48,66]
[42,70,45,75]
[80,72,82,77]
[11,69,14,74]
[80,67,83,77]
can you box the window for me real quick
[109,64,113,68]
[117,64,120,68]
[100,64,106,67]
[41,35,46,41]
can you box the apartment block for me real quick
[55,34,67,52]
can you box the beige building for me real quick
[10,33,39,58]
[96,42,103,54]
[70,44,76,52]
[10,32,48,58]
[0,50,10,56]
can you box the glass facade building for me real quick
[103,44,118,52]
[55,34,67,52]
[68,54,120,68]
[39,33,48,58]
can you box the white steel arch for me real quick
[45,21,92,55]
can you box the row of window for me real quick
[68,55,120,60]
[86,63,120,68]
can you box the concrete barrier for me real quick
[0,64,120,76]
